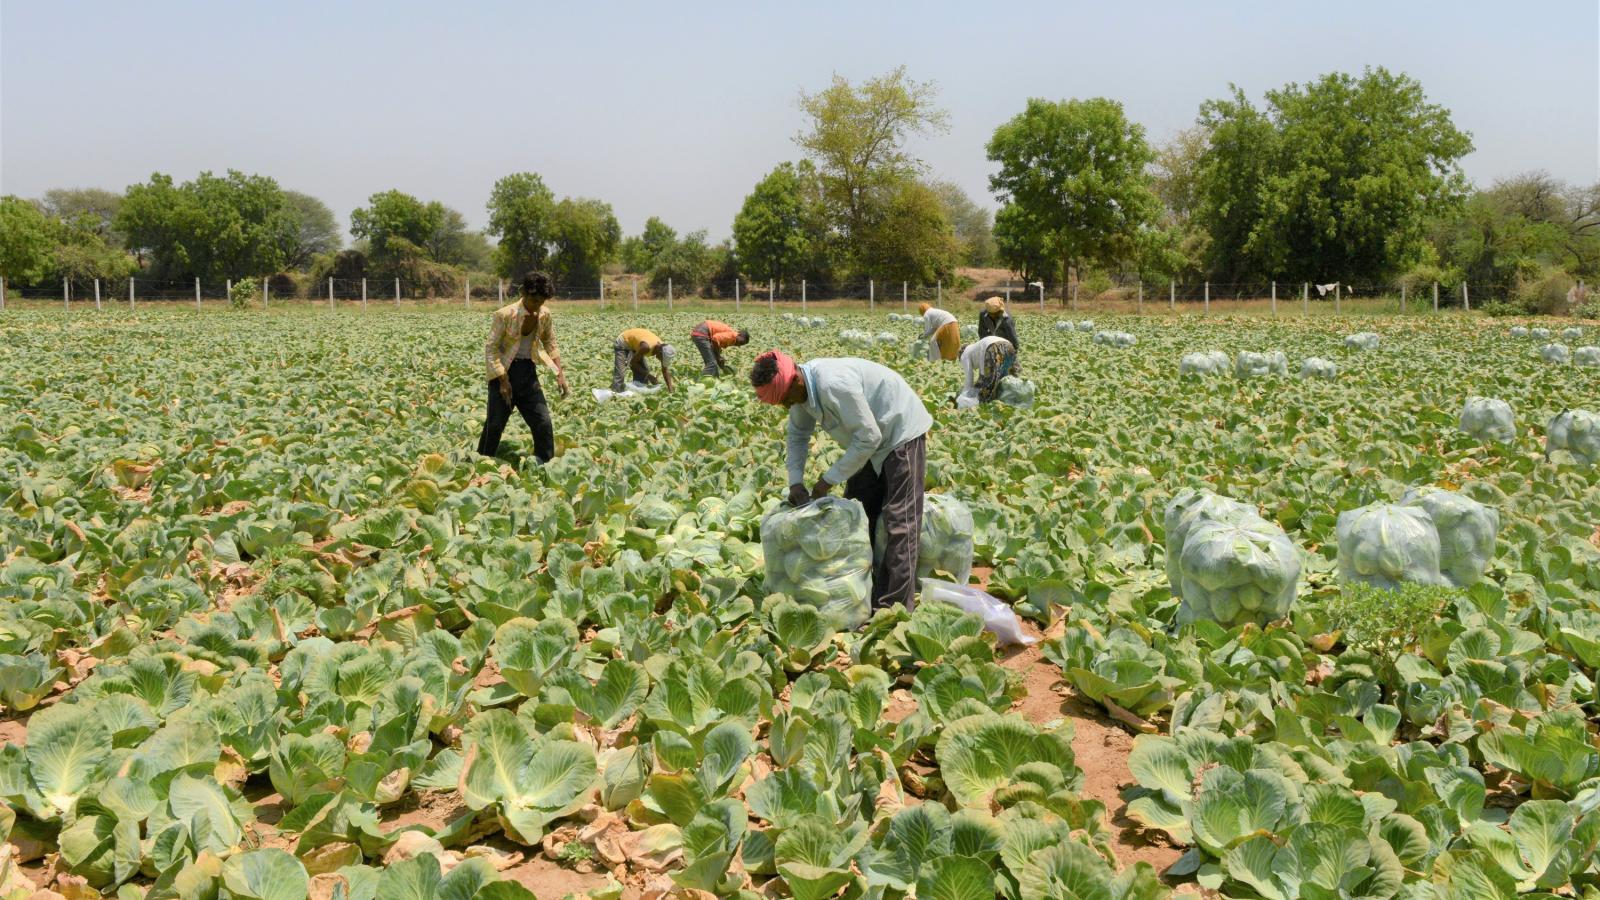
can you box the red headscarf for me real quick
[754,350,798,406]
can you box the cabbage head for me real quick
[760,497,872,628]
[1547,409,1600,466]
[1299,357,1338,379]
[1562,326,1583,342]
[1091,331,1137,348]
[1531,327,1552,340]
[1234,351,1288,378]
[1459,396,1515,444]
[1335,503,1446,589]
[1401,487,1499,588]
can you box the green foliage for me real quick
[230,276,259,309]
[1193,67,1473,281]
[0,197,62,282]
[931,181,996,268]
[987,97,1161,286]
[855,179,960,284]
[280,190,341,269]
[350,189,479,278]
[485,172,557,279]
[116,170,299,281]
[547,197,621,286]
[733,164,821,282]
[1325,580,1456,661]
[622,216,679,274]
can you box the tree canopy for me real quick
[733,163,821,283]
[0,197,57,283]
[116,170,298,281]
[485,172,557,278]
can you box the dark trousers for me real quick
[845,434,926,609]
[477,359,554,462]
[691,332,723,377]
[611,341,653,392]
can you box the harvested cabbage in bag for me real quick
[1235,351,1288,378]
[996,376,1036,408]
[1576,346,1600,367]
[1180,350,1231,376]
[760,497,873,629]
[1300,357,1338,379]
[960,324,978,341]
[919,494,975,583]
[1547,409,1600,466]
[1092,331,1137,348]
[1077,320,1095,332]
[1541,343,1570,363]
[1175,517,1301,626]
[1562,326,1583,342]
[1163,489,1256,596]
[1459,396,1515,443]
[1335,503,1446,589]
[1531,327,1552,340]
[874,331,898,344]
[1509,326,1529,338]
[1344,332,1380,350]
[1401,487,1499,588]
[909,337,930,360]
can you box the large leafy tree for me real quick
[546,198,620,286]
[280,191,341,269]
[733,163,818,282]
[795,66,954,276]
[931,181,996,268]
[0,196,57,283]
[350,190,479,274]
[855,180,961,284]
[991,202,1052,286]
[1194,68,1473,282]
[485,172,557,278]
[1430,172,1600,286]
[987,98,1161,287]
[621,217,679,274]
[39,188,124,246]
[116,170,297,281]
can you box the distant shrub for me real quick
[230,276,258,310]
[1512,266,1574,316]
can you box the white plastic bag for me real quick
[954,389,980,410]
[1459,396,1515,443]
[1180,351,1231,376]
[919,579,1034,646]
[1541,343,1570,364]
[1575,346,1600,367]
[1300,357,1339,379]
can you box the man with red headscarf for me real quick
[750,351,932,611]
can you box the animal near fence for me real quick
[0,274,1583,316]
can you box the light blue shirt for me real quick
[785,358,933,487]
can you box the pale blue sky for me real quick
[3,0,1596,240]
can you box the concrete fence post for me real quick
[1302,283,1308,314]
[1270,281,1276,316]
[869,278,875,312]
[1433,281,1439,312]
[330,277,336,310]
[801,279,807,312]
[498,279,504,304]
[1400,283,1406,313]
[735,277,741,312]
[667,277,673,311]
[1462,283,1470,311]
[1169,280,1175,311]
[768,279,774,312]
[226,279,232,306]
[395,277,401,307]
[361,278,367,311]
[464,276,470,309]
[95,278,103,311]
[937,280,942,306]
[260,277,265,309]
[1,277,7,310]
[195,277,202,310]
[1203,281,1210,314]
[1335,283,1341,315]
[63,277,69,310]
[1137,280,1143,314]
[599,277,605,309]
[901,280,907,313]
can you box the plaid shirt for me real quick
[485,302,560,381]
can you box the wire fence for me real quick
[0,274,1580,316]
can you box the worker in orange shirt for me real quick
[690,319,751,377]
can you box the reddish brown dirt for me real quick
[381,790,470,834]
[1000,620,1183,877]
[490,838,612,898]
[883,689,918,724]
[0,716,28,746]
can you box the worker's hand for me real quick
[555,371,570,399]
[787,483,811,508]
[498,377,514,405]
[810,478,833,501]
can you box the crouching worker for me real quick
[751,350,933,611]
[957,336,1018,405]
[690,319,750,376]
[612,327,676,392]
[918,302,960,361]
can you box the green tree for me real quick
[931,181,995,267]
[855,180,960,283]
[350,190,479,270]
[796,66,949,270]
[546,198,620,286]
[280,191,341,269]
[621,217,678,273]
[1194,68,1473,281]
[116,170,296,281]
[649,229,716,293]
[987,97,1161,287]
[485,172,557,278]
[733,163,817,282]
[0,196,57,283]
[39,188,124,246]
[992,203,1052,285]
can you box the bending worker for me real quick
[977,297,1020,355]
[478,271,568,462]
[611,327,675,393]
[750,350,932,611]
[957,336,1018,406]
[918,302,960,361]
[690,319,751,377]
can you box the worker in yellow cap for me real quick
[917,302,960,361]
[977,297,1020,355]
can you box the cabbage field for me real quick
[1,306,1598,899]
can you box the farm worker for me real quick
[612,327,676,392]
[957,336,1018,405]
[918,302,960,361]
[750,350,932,611]
[977,297,1020,353]
[690,320,750,377]
[478,271,568,462]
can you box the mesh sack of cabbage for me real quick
[1344,332,1380,350]
[997,376,1036,408]
[1563,326,1583,342]
[1459,396,1515,443]
[1180,351,1231,376]
[1163,490,1301,627]
[1300,357,1338,379]
[1077,320,1095,332]
[1547,409,1600,466]
[1541,343,1570,364]
[1400,487,1500,589]
[909,337,931,360]
[876,494,975,584]
[1235,351,1289,378]
[1576,347,1600,367]
[1531,327,1552,340]
[759,496,873,629]
[1092,331,1137,348]
[1509,326,1529,338]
